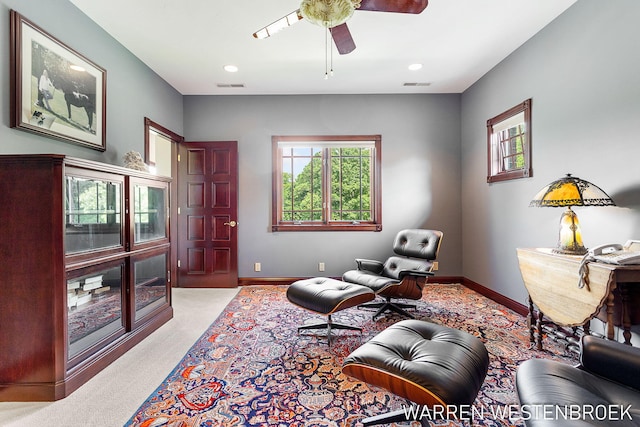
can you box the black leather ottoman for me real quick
[287,277,375,345]
[343,319,489,426]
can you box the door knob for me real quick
[224,220,237,227]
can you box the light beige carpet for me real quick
[0,287,239,427]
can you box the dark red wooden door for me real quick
[177,141,238,287]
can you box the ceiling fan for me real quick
[252,0,429,55]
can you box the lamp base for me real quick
[552,247,587,256]
[555,207,587,256]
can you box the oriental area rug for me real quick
[126,284,574,427]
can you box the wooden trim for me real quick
[143,118,182,289]
[144,117,184,164]
[238,276,463,287]
[239,276,528,317]
[239,277,322,286]
[461,277,528,316]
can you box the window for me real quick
[272,135,382,231]
[487,99,532,183]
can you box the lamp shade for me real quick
[529,174,615,208]
[529,174,615,255]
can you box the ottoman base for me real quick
[287,277,375,345]
[298,314,363,343]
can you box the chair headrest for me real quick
[393,229,443,260]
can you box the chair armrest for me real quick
[398,270,435,280]
[355,258,384,274]
[580,335,640,391]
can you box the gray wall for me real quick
[0,0,183,163]
[461,0,640,306]
[184,94,462,278]
[5,0,638,305]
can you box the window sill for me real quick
[272,223,382,232]
[487,168,532,183]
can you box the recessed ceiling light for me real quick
[408,63,423,71]
[223,65,239,73]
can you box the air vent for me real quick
[403,82,432,87]
[216,83,245,88]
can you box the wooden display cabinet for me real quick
[0,154,173,401]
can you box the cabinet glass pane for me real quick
[68,265,123,359]
[65,176,122,253]
[134,185,167,243]
[134,254,168,320]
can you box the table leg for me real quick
[536,309,544,351]
[606,292,616,341]
[622,284,632,345]
[527,295,536,347]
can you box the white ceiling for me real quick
[69,0,576,96]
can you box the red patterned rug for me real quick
[126,284,574,426]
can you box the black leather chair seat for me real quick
[342,229,443,319]
[516,336,640,426]
[343,319,489,412]
[287,277,375,314]
[342,270,399,293]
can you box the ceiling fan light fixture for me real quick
[253,10,303,39]
[300,0,359,28]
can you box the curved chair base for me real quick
[359,297,417,319]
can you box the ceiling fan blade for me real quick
[330,23,356,55]
[358,0,428,14]
[253,10,303,39]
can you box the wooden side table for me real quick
[516,248,640,351]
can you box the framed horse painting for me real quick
[10,10,106,151]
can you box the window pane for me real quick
[499,124,526,172]
[330,147,372,221]
[65,175,122,253]
[292,147,311,157]
[282,147,323,222]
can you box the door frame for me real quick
[144,117,183,287]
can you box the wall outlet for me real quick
[318,262,325,272]
[432,261,439,271]
[254,262,261,272]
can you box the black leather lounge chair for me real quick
[342,229,443,319]
[516,335,640,426]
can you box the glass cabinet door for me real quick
[133,183,167,244]
[67,263,125,361]
[65,172,123,254]
[133,252,169,323]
